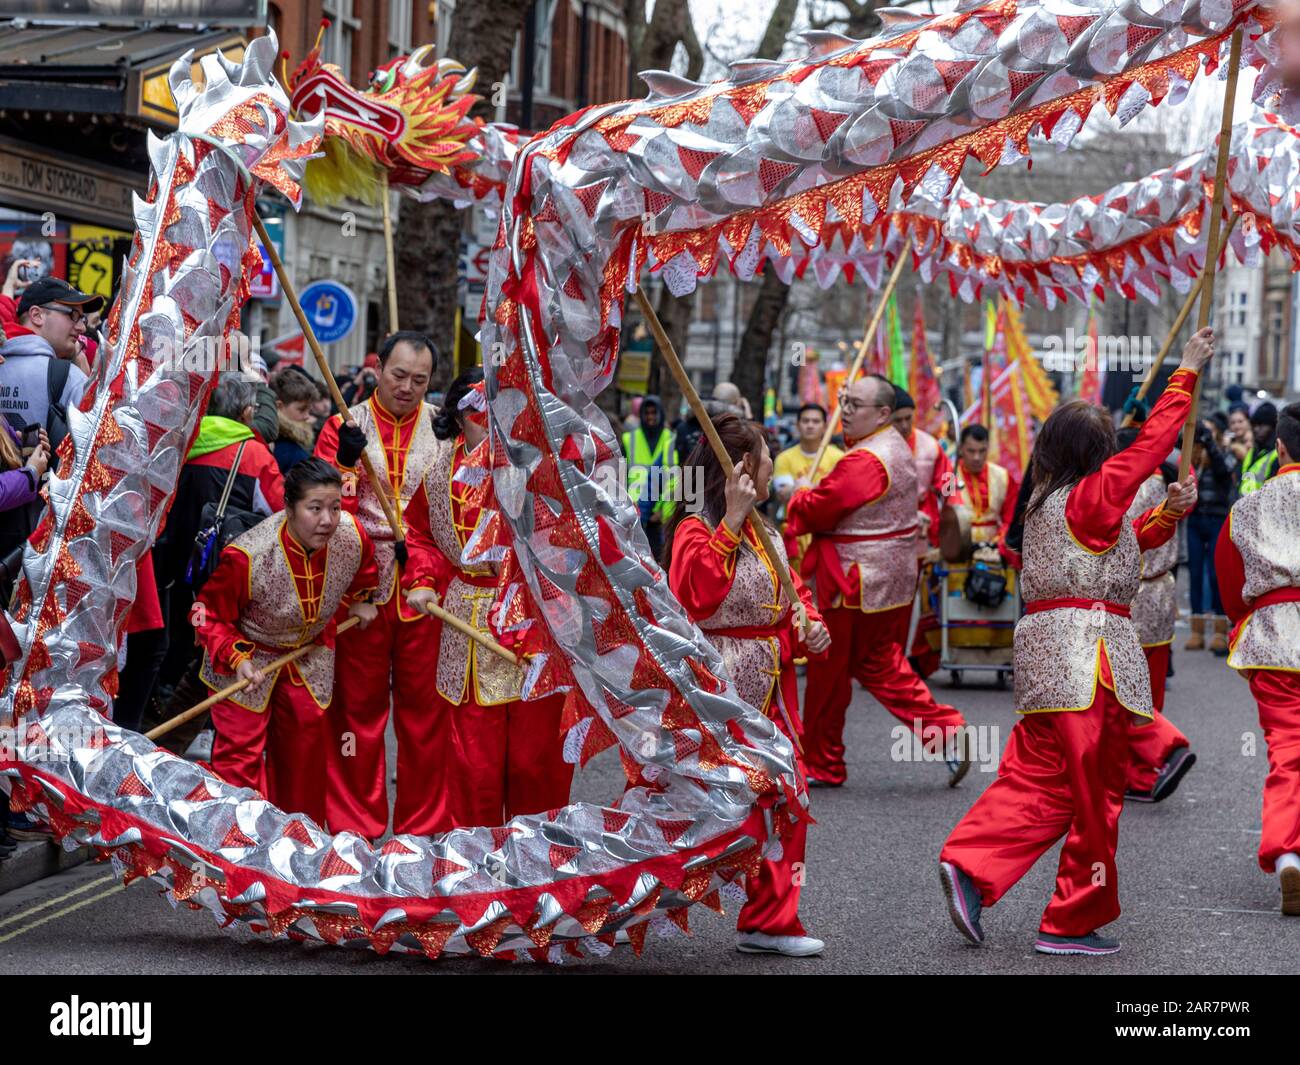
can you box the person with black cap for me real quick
[0,276,102,448]
[1240,401,1280,497]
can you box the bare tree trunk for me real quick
[733,266,790,413]
[393,0,532,389]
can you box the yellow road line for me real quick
[0,882,125,945]
[0,872,121,934]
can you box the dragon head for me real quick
[287,22,481,203]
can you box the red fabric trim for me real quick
[1250,588,1300,611]
[1024,596,1131,617]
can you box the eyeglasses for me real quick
[838,396,887,414]
[39,304,86,326]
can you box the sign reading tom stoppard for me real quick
[0,140,144,229]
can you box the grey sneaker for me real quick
[1034,931,1120,955]
[939,861,984,945]
[736,932,825,957]
[945,731,972,788]
[184,728,214,763]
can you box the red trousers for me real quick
[324,594,451,840]
[445,691,574,827]
[1247,669,1300,873]
[802,604,966,785]
[940,666,1130,937]
[737,700,809,937]
[1126,643,1188,793]
[210,671,328,825]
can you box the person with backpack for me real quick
[152,374,285,719]
[193,459,378,822]
[0,275,98,442]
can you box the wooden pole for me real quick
[381,171,399,333]
[406,594,522,667]
[633,289,806,754]
[1177,27,1242,479]
[252,213,407,553]
[145,616,363,742]
[1121,213,1240,429]
[808,236,914,478]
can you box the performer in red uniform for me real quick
[938,329,1211,956]
[1117,427,1196,803]
[406,369,573,827]
[314,331,446,839]
[663,413,828,957]
[786,374,969,788]
[194,459,379,824]
[946,424,1018,553]
[1215,401,1300,914]
[892,387,951,550]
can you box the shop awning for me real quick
[0,22,247,126]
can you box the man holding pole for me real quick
[194,459,378,824]
[314,330,447,839]
[786,374,969,787]
[407,369,573,827]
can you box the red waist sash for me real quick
[1024,596,1131,618]
[1250,587,1300,611]
[704,608,792,642]
[823,525,919,544]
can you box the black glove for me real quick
[336,422,368,468]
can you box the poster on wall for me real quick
[68,224,132,304]
[0,212,68,285]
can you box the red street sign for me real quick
[269,332,306,366]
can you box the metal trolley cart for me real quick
[925,561,1020,688]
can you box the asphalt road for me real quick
[0,609,1289,975]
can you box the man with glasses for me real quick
[0,276,101,447]
[786,374,970,788]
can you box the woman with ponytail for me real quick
[938,328,1214,957]
[661,412,829,958]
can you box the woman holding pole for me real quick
[406,369,574,827]
[194,459,379,824]
[939,330,1212,956]
[662,412,829,958]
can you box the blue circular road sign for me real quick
[299,280,358,345]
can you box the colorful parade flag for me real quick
[1078,300,1105,406]
[798,353,826,408]
[909,299,943,435]
[1003,300,1059,422]
[886,293,908,389]
[980,300,997,426]
[985,305,1030,472]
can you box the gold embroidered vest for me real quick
[1016,485,1151,717]
[1226,471,1300,671]
[954,462,1011,545]
[423,436,521,706]
[694,520,792,717]
[1126,474,1177,648]
[348,398,440,605]
[199,513,364,712]
[830,426,919,611]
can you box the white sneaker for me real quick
[184,729,214,762]
[1278,852,1300,916]
[736,931,824,957]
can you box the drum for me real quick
[939,503,973,563]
